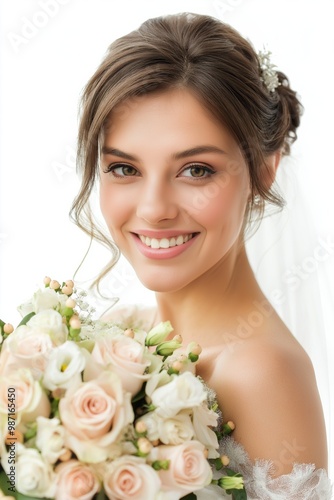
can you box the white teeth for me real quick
[138,233,193,249]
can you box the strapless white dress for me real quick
[197,437,332,499]
[103,304,333,499]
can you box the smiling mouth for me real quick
[137,233,196,249]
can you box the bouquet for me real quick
[0,277,246,499]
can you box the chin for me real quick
[136,270,192,294]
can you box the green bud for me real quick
[151,460,170,471]
[156,339,182,357]
[218,474,244,490]
[146,321,174,346]
[188,352,199,363]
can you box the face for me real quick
[99,88,251,293]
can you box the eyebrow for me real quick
[101,145,227,161]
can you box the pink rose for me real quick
[150,441,212,496]
[59,371,134,463]
[55,460,100,500]
[0,326,53,379]
[103,456,161,500]
[88,335,151,397]
[0,368,50,424]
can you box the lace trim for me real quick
[197,437,332,500]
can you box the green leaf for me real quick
[18,312,36,327]
[181,494,197,500]
[232,489,248,500]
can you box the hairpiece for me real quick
[258,48,281,93]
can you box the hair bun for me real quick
[276,71,303,156]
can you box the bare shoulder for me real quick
[211,332,328,474]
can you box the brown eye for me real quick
[190,166,206,177]
[104,163,139,177]
[121,165,137,176]
[180,164,215,179]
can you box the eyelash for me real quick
[103,163,216,180]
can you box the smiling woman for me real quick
[68,11,332,498]
[99,89,252,292]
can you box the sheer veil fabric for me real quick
[245,160,333,478]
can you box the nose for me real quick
[136,179,178,224]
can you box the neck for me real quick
[155,243,265,346]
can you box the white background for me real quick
[1,0,333,479]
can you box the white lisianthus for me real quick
[13,445,56,498]
[36,417,66,464]
[33,288,65,313]
[192,405,219,458]
[145,370,173,400]
[27,310,68,345]
[43,341,86,391]
[150,372,207,417]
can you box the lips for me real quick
[130,231,199,260]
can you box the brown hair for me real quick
[70,12,302,284]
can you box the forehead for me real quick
[103,88,238,152]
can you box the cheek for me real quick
[99,184,129,232]
[187,178,249,230]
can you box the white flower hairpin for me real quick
[258,47,281,93]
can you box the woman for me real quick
[71,12,332,498]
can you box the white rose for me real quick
[158,412,194,445]
[103,455,161,500]
[27,309,68,345]
[14,444,56,498]
[0,326,53,379]
[192,405,219,458]
[150,372,207,418]
[35,417,66,464]
[43,341,86,391]
[0,368,50,424]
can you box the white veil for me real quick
[245,158,333,474]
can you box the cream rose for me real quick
[136,412,194,445]
[43,341,86,391]
[158,413,194,445]
[0,368,50,424]
[151,441,212,496]
[35,417,66,464]
[0,327,53,378]
[27,309,68,345]
[55,460,100,500]
[150,372,207,417]
[89,335,151,397]
[14,444,56,498]
[103,455,161,500]
[59,371,133,462]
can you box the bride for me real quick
[71,12,332,498]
